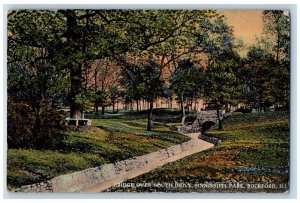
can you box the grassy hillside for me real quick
[107,111,289,193]
[7,118,187,189]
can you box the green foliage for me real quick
[120,60,165,103]
[75,89,93,111]
[195,15,234,57]
[207,54,242,105]
[242,46,289,109]
[262,10,290,63]
[204,49,242,129]
[91,89,110,107]
[169,59,205,103]
[240,11,290,109]
[108,85,120,102]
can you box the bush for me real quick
[7,100,66,149]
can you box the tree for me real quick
[169,59,204,124]
[120,59,165,131]
[263,10,290,64]
[108,84,120,113]
[7,10,67,145]
[75,88,94,118]
[241,11,290,110]
[241,45,289,110]
[192,14,241,129]
[91,89,110,116]
[139,60,166,131]
[204,50,242,130]
[9,10,231,121]
[87,58,121,115]
[262,10,290,109]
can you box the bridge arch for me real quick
[178,110,222,133]
[182,115,197,126]
[201,120,216,133]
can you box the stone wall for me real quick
[199,134,221,145]
[11,139,196,193]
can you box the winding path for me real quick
[13,133,214,192]
[83,133,214,192]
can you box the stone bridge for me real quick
[178,110,224,134]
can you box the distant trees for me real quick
[89,58,120,115]
[120,60,165,131]
[108,84,120,113]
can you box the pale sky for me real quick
[220,10,264,46]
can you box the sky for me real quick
[220,10,264,46]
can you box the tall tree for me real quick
[242,10,290,110]
[8,11,67,135]
[169,59,204,124]
[204,50,242,130]
[138,60,166,131]
[262,10,290,109]
[193,14,240,129]
[263,10,290,64]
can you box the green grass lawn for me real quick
[107,111,289,193]
[7,118,187,189]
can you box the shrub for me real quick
[7,100,66,149]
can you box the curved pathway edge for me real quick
[12,133,214,192]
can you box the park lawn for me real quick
[107,111,289,192]
[7,118,188,189]
[93,119,189,143]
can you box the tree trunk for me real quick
[147,100,154,131]
[136,100,139,112]
[102,106,105,115]
[216,104,222,130]
[63,10,82,119]
[181,93,186,125]
[70,64,82,119]
[112,101,115,113]
[276,18,280,63]
[181,96,185,117]
[94,68,99,116]
[95,104,99,116]
[32,105,41,144]
[139,100,142,111]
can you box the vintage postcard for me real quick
[7,9,290,193]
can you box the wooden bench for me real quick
[65,118,92,126]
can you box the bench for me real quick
[65,118,92,126]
